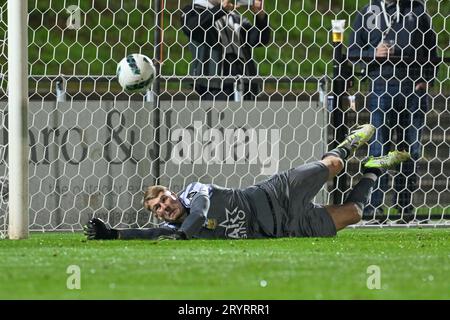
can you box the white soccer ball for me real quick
[116,53,156,93]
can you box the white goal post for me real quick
[6,0,28,239]
[0,1,449,238]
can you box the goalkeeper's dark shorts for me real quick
[256,161,337,238]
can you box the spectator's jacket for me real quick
[180,4,271,95]
[348,0,439,84]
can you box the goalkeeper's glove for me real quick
[157,230,187,241]
[83,218,118,240]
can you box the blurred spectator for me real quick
[180,0,271,100]
[348,0,439,220]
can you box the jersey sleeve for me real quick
[178,182,211,239]
[178,182,211,208]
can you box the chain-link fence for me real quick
[0,0,448,233]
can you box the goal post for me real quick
[7,0,28,239]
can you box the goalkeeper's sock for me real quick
[344,172,378,216]
[322,147,349,161]
[363,166,385,177]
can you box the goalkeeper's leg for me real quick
[325,150,411,231]
[321,124,376,179]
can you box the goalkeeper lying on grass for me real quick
[85,124,410,240]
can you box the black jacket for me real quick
[348,0,439,84]
[180,4,271,96]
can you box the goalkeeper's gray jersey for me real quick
[165,162,336,239]
[172,182,276,239]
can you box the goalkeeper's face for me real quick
[146,190,186,223]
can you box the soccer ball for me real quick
[116,53,156,93]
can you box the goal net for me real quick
[0,0,448,236]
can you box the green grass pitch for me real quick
[0,229,449,300]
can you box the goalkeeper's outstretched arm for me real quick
[84,218,186,240]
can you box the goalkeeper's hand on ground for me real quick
[157,230,187,241]
[83,218,118,240]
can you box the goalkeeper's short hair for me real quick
[143,185,168,206]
